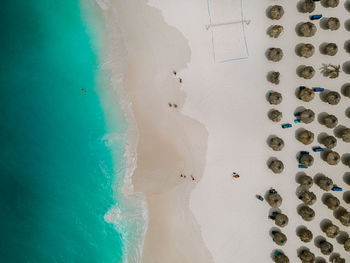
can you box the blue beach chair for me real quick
[282,123,292,129]
[332,186,342,191]
[313,147,324,152]
[310,14,322,20]
[256,195,264,201]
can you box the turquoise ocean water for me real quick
[0,1,132,262]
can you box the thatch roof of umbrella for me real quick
[299,87,315,102]
[266,193,283,208]
[319,240,333,255]
[299,109,315,124]
[325,91,341,105]
[324,43,338,56]
[299,0,315,13]
[298,130,314,145]
[269,109,283,122]
[340,128,350,142]
[274,213,289,227]
[268,48,283,62]
[298,250,315,262]
[268,26,284,38]
[324,0,339,8]
[297,227,313,242]
[299,153,314,167]
[338,208,350,226]
[298,22,316,37]
[316,175,333,191]
[323,114,338,128]
[298,43,315,58]
[323,223,339,238]
[298,66,315,79]
[298,190,317,205]
[268,91,283,105]
[268,5,284,20]
[272,231,287,246]
[333,255,345,263]
[268,71,281,84]
[324,194,340,210]
[344,238,350,251]
[274,253,289,263]
[298,205,315,221]
[269,159,284,173]
[322,135,337,149]
[269,137,285,151]
[298,174,313,189]
[325,151,340,165]
[326,17,340,31]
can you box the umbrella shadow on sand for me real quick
[343,172,350,185]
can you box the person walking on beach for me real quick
[232,172,240,178]
[191,175,195,181]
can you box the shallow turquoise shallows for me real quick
[0,1,125,262]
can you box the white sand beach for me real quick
[104,0,350,262]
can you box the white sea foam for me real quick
[92,0,148,262]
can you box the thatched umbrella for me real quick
[344,238,350,251]
[274,213,289,227]
[297,227,313,242]
[299,205,315,221]
[338,208,350,226]
[269,109,283,122]
[266,192,283,208]
[299,0,315,13]
[298,190,317,205]
[298,22,317,37]
[326,17,340,31]
[324,194,340,210]
[298,130,314,145]
[298,43,315,58]
[268,71,281,84]
[269,159,284,173]
[268,5,284,20]
[332,255,345,263]
[323,114,338,128]
[269,137,285,151]
[299,109,315,124]
[268,25,284,38]
[299,174,313,189]
[323,223,339,238]
[325,151,340,165]
[340,128,350,142]
[268,92,282,105]
[324,43,338,56]
[274,253,289,263]
[319,240,333,255]
[316,257,326,263]
[298,250,315,263]
[272,231,287,245]
[299,153,314,167]
[322,135,337,149]
[324,0,339,8]
[344,84,350,98]
[316,175,333,191]
[298,87,315,102]
[268,48,283,62]
[325,91,341,105]
[299,66,315,79]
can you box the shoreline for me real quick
[101,0,215,262]
[91,1,148,262]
